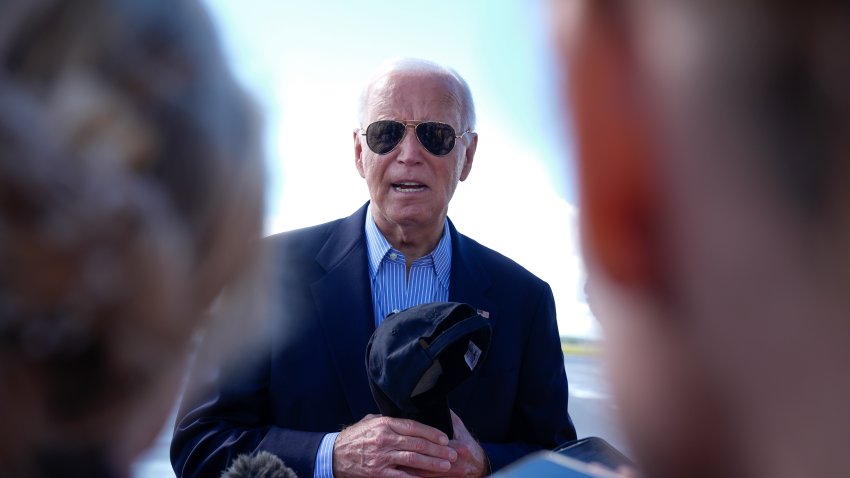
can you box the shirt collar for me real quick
[365,204,452,288]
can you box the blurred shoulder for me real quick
[264,217,343,260]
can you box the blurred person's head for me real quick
[556,1,850,477]
[0,0,263,475]
[354,59,477,238]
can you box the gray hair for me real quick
[358,58,476,131]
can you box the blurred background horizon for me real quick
[203,0,598,340]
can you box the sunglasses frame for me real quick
[360,120,473,156]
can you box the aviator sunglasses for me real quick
[361,120,472,156]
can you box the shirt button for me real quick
[389,252,398,261]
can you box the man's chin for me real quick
[382,206,443,229]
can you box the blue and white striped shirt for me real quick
[313,206,452,478]
[364,207,452,327]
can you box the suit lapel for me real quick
[311,203,379,420]
[447,220,497,408]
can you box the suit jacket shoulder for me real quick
[448,220,551,309]
[266,217,342,265]
[454,230,548,288]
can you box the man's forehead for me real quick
[366,72,463,121]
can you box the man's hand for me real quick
[398,410,489,478]
[332,414,458,478]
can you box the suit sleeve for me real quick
[479,282,577,471]
[170,333,325,478]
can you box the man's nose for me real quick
[395,126,425,164]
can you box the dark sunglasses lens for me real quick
[416,122,456,156]
[366,121,405,154]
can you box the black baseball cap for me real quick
[365,302,492,438]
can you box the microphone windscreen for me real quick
[220,451,298,478]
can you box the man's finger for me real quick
[397,436,458,462]
[389,450,453,473]
[386,417,450,445]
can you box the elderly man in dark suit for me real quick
[171,59,576,478]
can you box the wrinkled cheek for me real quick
[365,171,385,199]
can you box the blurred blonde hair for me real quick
[0,0,265,475]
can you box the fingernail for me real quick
[440,460,451,470]
[449,450,458,461]
[439,435,449,445]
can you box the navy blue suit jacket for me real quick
[171,204,576,478]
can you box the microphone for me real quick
[220,451,298,478]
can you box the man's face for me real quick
[354,71,476,232]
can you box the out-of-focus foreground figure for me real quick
[555,1,850,477]
[0,0,264,476]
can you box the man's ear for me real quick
[353,128,366,178]
[459,132,477,182]
[564,2,661,289]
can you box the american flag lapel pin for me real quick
[477,309,490,319]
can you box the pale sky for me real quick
[202,0,599,339]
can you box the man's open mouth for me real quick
[392,182,427,193]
